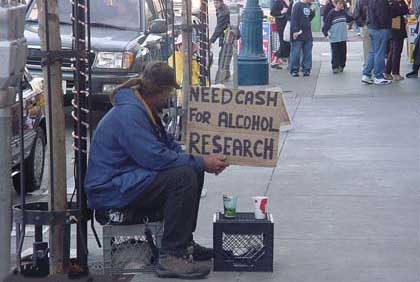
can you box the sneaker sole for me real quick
[361,80,373,84]
[155,268,211,280]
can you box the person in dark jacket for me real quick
[406,16,420,78]
[384,0,409,81]
[361,0,393,85]
[322,0,353,73]
[353,0,371,65]
[85,62,229,279]
[270,0,292,66]
[289,0,316,76]
[210,0,231,80]
[323,0,335,23]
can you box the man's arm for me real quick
[290,3,301,34]
[309,6,316,21]
[116,109,204,172]
[210,9,230,43]
[322,11,332,36]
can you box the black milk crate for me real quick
[213,212,274,272]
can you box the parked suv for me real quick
[24,0,172,112]
[12,71,47,193]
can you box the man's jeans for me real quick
[289,39,313,74]
[126,166,204,257]
[363,28,390,79]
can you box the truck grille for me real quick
[26,48,96,72]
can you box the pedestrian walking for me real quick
[354,0,371,66]
[361,0,393,85]
[406,15,420,78]
[322,0,353,73]
[384,0,409,81]
[210,0,231,81]
[270,0,292,67]
[289,0,315,77]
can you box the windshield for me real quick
[27,0,141,30]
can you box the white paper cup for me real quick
[253,196,268,220]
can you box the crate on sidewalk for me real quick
[213,212,274,272]
[102,222,164,274]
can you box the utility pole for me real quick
[0,1,27,280]
[36,0,68,274]
[181,0,193,141]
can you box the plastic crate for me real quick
[102,222,164,274]
[213,212,274,272]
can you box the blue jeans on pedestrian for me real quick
[362,28,390,79]
[289,40,313,74]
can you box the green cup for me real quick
[223,194,238,218]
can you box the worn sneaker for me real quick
[303,72,310,77]
[392,74,404,81]
[339,66,344,73]
[361,75,374,84]
[155,254,211,279]
[406,71,419,78]
[291,72,299,77]
[189,241,213,261]
[374,78,392,85]
[332,68,340,74]
[383,73,393,80]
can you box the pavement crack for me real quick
[264,96,303,196]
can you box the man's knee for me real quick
[170,166,199,194]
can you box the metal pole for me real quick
[72,0,89,269]
[181,0,193,142]
[0,90,12,280]
[0,1,27,278]
[231,4,240,89]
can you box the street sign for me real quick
[186,86,286,167]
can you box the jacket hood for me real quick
[114,88,144,108]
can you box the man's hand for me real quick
[203,154,229,175]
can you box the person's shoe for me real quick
[383,73,393,80]
[406,70,419,78]
[392,74,404,81]
[189,241,214,261]
[303,71,310,77]
[339,66,344,73]
[361,75,374,84]
[374,77,392,85]
[155,254,211,279]
[332,68,340,74]
[291,72,299,77]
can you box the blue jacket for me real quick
[322,9,353,43]
[84,88,204,210]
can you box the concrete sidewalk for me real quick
[130,40,420,281]
[10,40,420,282]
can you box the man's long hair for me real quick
[110,61,177,104]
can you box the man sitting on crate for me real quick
[84,62,229,279]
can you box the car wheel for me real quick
[13,127,46,193]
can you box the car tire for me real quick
[13,127,46,193]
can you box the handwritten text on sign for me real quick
[186,87,283,167]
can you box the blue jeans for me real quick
[363,28,390,79]
[289,40,313,74]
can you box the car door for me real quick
[11,75,41,167]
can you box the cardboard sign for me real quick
[186,87,285,167]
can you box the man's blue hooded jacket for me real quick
[84,88,204,210]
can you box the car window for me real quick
[27,0,141,30]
